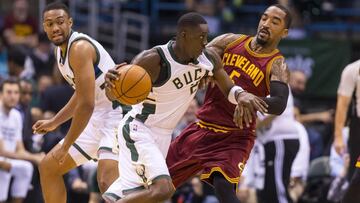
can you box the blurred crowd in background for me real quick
[0,0,359,203]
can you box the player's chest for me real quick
[157,66,208,95]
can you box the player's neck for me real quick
[0,102,11,115]
[250,38,277,54]
[172,41,193,64]
[59,42,69,58]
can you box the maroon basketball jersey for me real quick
[197,35,284,131]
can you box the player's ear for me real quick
[281,28,288,38]
[69,17,73,28]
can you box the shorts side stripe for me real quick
[98,146,113,152]
[122,185,146,196]
[200,166,240,189]
[122,117,139,162]
[103,192,121,201]
[356,161,360,168]
[73,143,94,161]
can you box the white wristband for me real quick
[228,86,244,104]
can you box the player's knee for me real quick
[97,174,112,193]
[39,154,58,175]
[149,178,175,201]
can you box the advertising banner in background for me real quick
[280,39,351,98]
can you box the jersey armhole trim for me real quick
[224,34,247,52]
[154,47,172,87]
[68,37,101,79]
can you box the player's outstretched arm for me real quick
[206,33,242,56]
[262,57,289,115]
[334,94,351,155]
[60,40,96,153]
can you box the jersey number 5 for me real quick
[230,70,241,83]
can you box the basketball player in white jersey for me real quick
[103,12,268,203]
[32,3,124,203]
[0,78,44,203]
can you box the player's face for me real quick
[43,9,73,46]
[20,82,32,105]
[184,24,209,59]
[256,6,288,45]
[1,84,20,109]
[289,70,307,95]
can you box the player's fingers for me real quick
[245,100,256,116]
[107,70,120,80]
[233,105,239,126]
[235,105,244,129]
[244,108,252,127]
[253,99,267,114]
[256,97,269,109]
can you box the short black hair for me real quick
[177,12,207,30]
[7,46,26,67]
[0,77,20,92]
[43,2,70,18]
[271,4,292,29]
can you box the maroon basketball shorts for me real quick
[166,120,255,188]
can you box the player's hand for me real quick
[199,76,215,89]
[105,62,127,88]
[233,104,255,129]
[32,119,57,134]
[334,135,346,155]
[234,92,268,129]
[52,145,68,165]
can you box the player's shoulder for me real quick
[135,48,161,62]
[344,59,360,72]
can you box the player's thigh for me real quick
[60,120,102,167]
[105,117,171,197]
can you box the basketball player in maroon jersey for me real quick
[167,4,291,203]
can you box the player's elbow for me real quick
[264,81,289,115]
[79,99,95,113]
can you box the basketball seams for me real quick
[111,64,152,105]
[122,70,147,95]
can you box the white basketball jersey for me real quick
[257,89,299,143]
[128,41,214,130]
[55,31,116,111]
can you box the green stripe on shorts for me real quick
[73,143,94,161]
[122,117,139,162]
[122,185,146,196]
[104,192,121,201]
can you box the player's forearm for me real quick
[334,100,349,139]
[62,101,94,150]
[52,93,77,126]
[0,149,33,162]
[262,81,289,115]
[297,113,323,123]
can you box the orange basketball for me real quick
[110,64,152,105]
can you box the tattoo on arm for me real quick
[270,58,289,83]
[206,33,241,57]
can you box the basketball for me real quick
[110,64,152,105]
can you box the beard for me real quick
[255,35,268,45]
[53,39,67,46]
